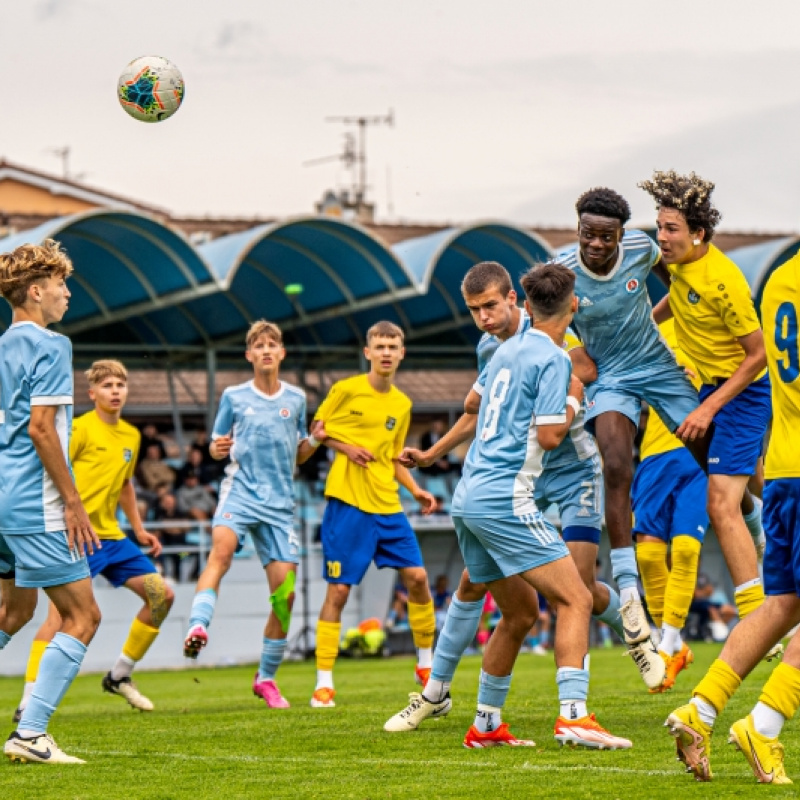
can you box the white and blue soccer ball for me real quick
[118,56,184,123]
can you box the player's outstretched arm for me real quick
[297,419,326,464]
[537,375,583,451]
[398,411,478,469]
[29,405,99,556]
[568,346,597,385]
[324,434,376,467]
[119,479,161,557]
[210,434,233,460]
[394,462,436,515]
[652,294,673,324]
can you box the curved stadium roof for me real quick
[0,214,554,357]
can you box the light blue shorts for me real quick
[536,454,603,543]
[453,512,569,584]
[584,362,699,435]
[213,510,299,566]
[0,530,90,588]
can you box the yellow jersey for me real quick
[315,374,411,515]
[761,255,800,479]
[667,244,766,385]
[70,410,140,540]
[639,319,701,461]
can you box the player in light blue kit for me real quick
[453,263,631,748]
[183,320,324,708]
[557,188,698,680]
[0,239,101,764]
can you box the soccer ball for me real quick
[118,56,184,123]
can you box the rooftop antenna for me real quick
[47,146,71,179]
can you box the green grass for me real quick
[0,643,797,799]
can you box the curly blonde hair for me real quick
[638,170,722,241]
[0,239,74,308]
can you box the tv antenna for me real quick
[45,146,87,181]
[304,110,394,205]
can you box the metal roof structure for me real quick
[0,214,554,361]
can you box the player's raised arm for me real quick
[394,461,435,515]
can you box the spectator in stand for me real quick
[175,469,216,521]
[176,448,215,488]
[137,443,176,493]
[690,571,737,642]
[139,423,167,462]
[418,419,455,477]
[153,490,196,582]
[386,581,410,630]
[432,574,452,629]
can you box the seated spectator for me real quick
[690,572,737,642]
[137,443,177,493]
[418,419,456,476]
[476,591,501,648]
[175,469,216,520]
[176,448,216,488]
[139,423,167,462]
[153,490,197,582]
[385,581,409,630]
[432,574,451,629]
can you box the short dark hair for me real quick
[575,188,631,225]
[519,263,576,319]
[638,170,721,242]
[461,261,512,298]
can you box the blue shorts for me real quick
[536,454,603,544]
[632,449,708,542]
[213,510,299,567]
[0,530,90,589]
[453,511,569,584]
[584,361,698,436]
[87,537,157,587]
[320,498,423,585]
[699,374,771,476]
[762,479,800,596]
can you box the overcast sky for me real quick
[2,0,800,231]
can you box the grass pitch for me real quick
[0,643,797,799]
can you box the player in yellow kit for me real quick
[310,321,436,707]
[634,320,705,694]
[664,254,800,784]
[640,171,769,627]
[13,360,173,720]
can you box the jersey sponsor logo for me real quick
[385,416,397,430]
[708,457,720,464]
[579,296,594,307]
[688,289,701,304]
[350,409,363,416]
[244,407,256,416]
[123,448,133,462]
[279,408,291,419]
[625,278,639,294]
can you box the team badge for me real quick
[385,416,397,431]
[279,408,291,419]
[625,278,639,293]
[688,289,701,304]
[223,512,233,520]
[122,448,132,463]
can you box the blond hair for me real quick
[366,320,404,344]
[246,320,283,349]
[0,239,73,308]
[85,359,128,386]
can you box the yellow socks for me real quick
[636,540,668,627]
[694,658,742,714]
[315,620,342,672]
[663,536,701,630]
[734,582,765,620]
[759,662,800,721]
[122,618,160,662]
[24,639,48,684]
[408,600,436,650]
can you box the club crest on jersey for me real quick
[688,289,701,304]
[385,416,397,431]
[122,448,133,463]
[625,278,639,294]
[279,408,291,419]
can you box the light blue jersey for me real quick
[213,380,307,526]
[558,230,677,379]
[453,328,572,519]
[475,311,530,375]
[0,322,73,535]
